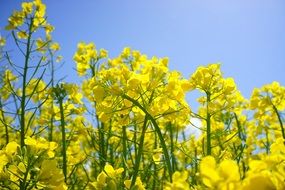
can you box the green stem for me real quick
[122,125,127,178]
[194,147,198,184]
[234,113,246,163]
[59,99,67,182]
[168,123,176,172]
[265,128,270,154]
[134,124,138,159]
[20,18,33,148]
[206,92,211,155]
[98,122,106,169]
[0,99,9,144]
[152,133,158,189]
[21,158,31,190]
[123,94,173,182]
[234,113,245,141]
[49,51,55,141]
[49,115,54,141]
[131,116,148,187]
[272,104,285,140]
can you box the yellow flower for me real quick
[36,38,47,53]
[200,156,220,187]
[165,171,190,190]
[99,48,108,58]
[38,160,66,189]
[44,24,55,35]
[152,148,163,164]
[47,142,58,158]
[73,42,100,76]
[5,11,25,30]
[0,152,9,172]
[22,2,33,15]
[0,35,5,46]
[63,83,83,104]
[93,85,105,102]
[24,136,36,146]
[104,164,124,178]
[242,173,275,190]
[5,141,19,156]
[8,164,23,182]
[218,159,240,182]
[200,156,240,188]
[34,0,46,18]
[189,63,223,92]
[121,47,131,58]
[50,42,60,51]
[270,138,285,154]
[95,164,124,190]
[56,55,63,62]
[17,162,26,173]
[17,31,28,39]
[127,73,142,90]
[124,177,145,190]
[95,172,107,189]
[24,137,57,158]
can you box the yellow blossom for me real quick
[0,35,5,46]
[22,2,33,15]
[165,171,190,190]
[17,31,28,39]
[50,42,60,51]
[5,141,19,156]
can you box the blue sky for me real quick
[1,0,285,102]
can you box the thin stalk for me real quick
[234,113,246,163]
[168,122,176,171]
[122,125,127,178]
[265,128,270,154]
[134,124,138,159]
[98,122,105,169]
[59,99,67,182]
[272,104,285,140]
[48,49,55,141]
[131,116,148,187]
[152,133,158,189]
[49,111,54,141]
[206,92,211,155]
[20,18,33,148]
[234,113,245,141]
[21,157,31,190]
[194,148,198,184]
[0,100,9,144]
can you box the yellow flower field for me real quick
[0,1,284,189]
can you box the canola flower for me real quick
[0,0,285,189]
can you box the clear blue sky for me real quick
[1,0,285,101]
